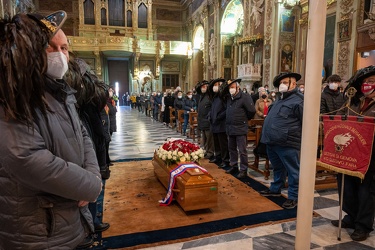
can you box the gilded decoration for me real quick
[339,0,353,13]
[162,61,180,72]
[337,41,350,81]
[264,59,270,85]
[264,0,273,42]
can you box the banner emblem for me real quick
[317,115,375,179]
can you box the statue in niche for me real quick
[250,0,264,29]
[209,33,216,65]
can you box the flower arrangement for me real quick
[157,139,205,165]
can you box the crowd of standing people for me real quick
[0,9,374,250]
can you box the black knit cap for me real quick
[273,72,301,88]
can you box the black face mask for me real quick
[261,94,267,99]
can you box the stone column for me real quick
[147,0,152,40]
[94,50,102,76]
[336,0,355,81]
[233,38,239,77]
[295,1,326,248]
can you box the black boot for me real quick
[225,166,239,174]
[76,235,94,249]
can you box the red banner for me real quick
[317,116,375,179]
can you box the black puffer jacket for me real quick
[0,78,102,250]
[197,93,212,130]
[320,86,347,114]
[209,94,227,133]
[225,91,256,136]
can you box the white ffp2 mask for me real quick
[278,83,289,93]
[46,52,68,79]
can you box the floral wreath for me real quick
[157,139,205,165]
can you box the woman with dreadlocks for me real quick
[0,12,102,249]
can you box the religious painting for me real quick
[323,14,336,79]
[280,44,293,72]
[337,19,351,42]
[224,68,231,80]
[281,11,295,33]
[224,45,232,58]
[162,61,180,72]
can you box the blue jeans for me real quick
[266,144,300,200]
[183,113,189,134]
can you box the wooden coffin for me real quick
[152,152,218,211]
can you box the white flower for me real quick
[193,155,199,160]
[173,150,178,156]
[178,151,184,157]
[184,152,189,158]
[162,155,167,161]
[180,156,186,162]
[167,153,172,160]
[199,153,204,158]
[172,156,177,160]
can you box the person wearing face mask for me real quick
[223,79,256,178]
[298,84,305,94]
[260,72,303,210]
[163,91,175,127]
[254,90,273,119]
[208,78,230,168]
[154,92,162,121]
[331,66,375,241]
[196,81,215,161]
[320,74,347,115]
[0,12,102,249]
[181,91,197,136]
[174,91,185,131]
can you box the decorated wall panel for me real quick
[156,9,182,21]
[157,26,181,41]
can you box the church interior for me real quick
[2,0,375,95]
[1,0,375,249]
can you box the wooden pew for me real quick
[188,112,198,141]
[169,106,175,128]
[176,110,185,134]
[247,119,270,180]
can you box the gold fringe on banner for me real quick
[316,160,365,180]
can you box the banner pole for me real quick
[295,1,327,249]
[338,174,345,240]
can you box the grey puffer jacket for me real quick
[0,78,102,250]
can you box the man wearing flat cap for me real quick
[260,72,304,209]
[224,79,256,178]
[331,65,375,241]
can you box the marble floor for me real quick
[108,106,375,250]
